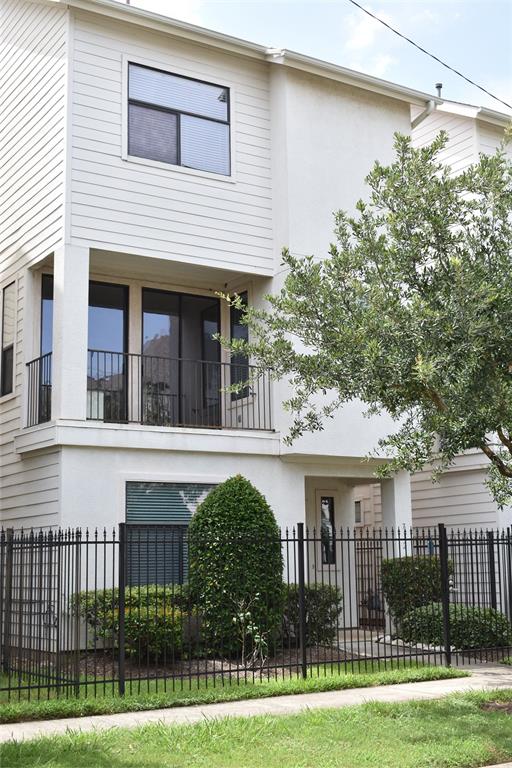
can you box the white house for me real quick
[1,0,454,540]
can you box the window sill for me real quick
[122,152,237,185]
[0,391,17,406]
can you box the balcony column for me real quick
[381,470,412,532]
[51,245,90,421]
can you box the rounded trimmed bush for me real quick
[400,602,512,650]
[188,475,283,657]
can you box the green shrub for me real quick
[75,584,191,651]
[381,556,452,622]
[123,606,184,660]
[188,475,283,657]
[282,584,343,645]
[400,602,512,650]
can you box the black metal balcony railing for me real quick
[25,351,273,431]
[87,350,273,431]
[26,353,52,427]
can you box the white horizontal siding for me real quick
[478,121,512,159]
[70,10,273,275]
[411,108,477,174]
[0,0,66,527]
[411,467,497,531]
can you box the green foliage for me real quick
[381,556,449,622]
[282,584,343,645]
[220,134,512,505]
[188,475,283,657]
[123,606,183,660]
[75,584,191,653]
[401,602,512,650]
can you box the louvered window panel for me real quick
[127,63,230,175]
[125,482,216,586]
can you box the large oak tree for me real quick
[224,132,512,506]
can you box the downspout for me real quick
[411,99,437,130]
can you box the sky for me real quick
[118,0,512,114]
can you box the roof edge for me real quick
[48,0,440,107]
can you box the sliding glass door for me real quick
[142,289,220,427]
[88,282,128,422]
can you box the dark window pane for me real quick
[2,282,15,350]
[41,275,53,356]
[1,282,15,396]
[1,346,13,396]
[128,103,178,165]
[230,292,249,400]
[180,115,229,175]
[129,64,228,121]
[321,496,336,565]
[88,282,127,353]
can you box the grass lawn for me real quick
[2,689,512,768]
[0,664,466,724]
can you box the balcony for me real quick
[26,351,273,432]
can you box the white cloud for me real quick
[343,6,394,52]
[349,53,397,79]
[120,0,204,25]
[370,53,398,78]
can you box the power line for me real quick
[346,0,512,111]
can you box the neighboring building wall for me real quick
[411,104,477,173]
[69,10,273,276]
[411,464,497,531]
[0,0,68,527]
[477,120,510,156]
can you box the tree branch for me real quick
[497,426,512,452]
[480,441,512,478]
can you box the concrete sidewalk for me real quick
[1,665,511,743]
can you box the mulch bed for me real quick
[481,701,512,714]
[75,645,353,682]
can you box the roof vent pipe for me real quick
[436,82,443,97]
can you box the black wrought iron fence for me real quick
[1,524,511,701]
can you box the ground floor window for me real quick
[125,481,215,585]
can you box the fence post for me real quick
[507,528,512,621]
[297,522,307,680]
[487,531,497,610]
[2,529,14,674]
[118,523,126,697]
[438,523,451,667]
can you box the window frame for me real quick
[125,59,233,179]
[354,499,363,527]
[1,281,16,399]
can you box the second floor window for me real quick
[128,63,230,176]
[1,282,15,396]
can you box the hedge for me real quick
[282,584,343,645]
[381,556,452,622]
[400,602,512,650]
[75,584,191,651]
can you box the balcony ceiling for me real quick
[89,249,262,291]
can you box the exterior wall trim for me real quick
[14,421,281,457]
